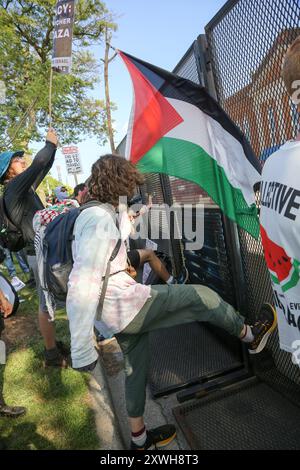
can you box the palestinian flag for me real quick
[119,51,262,238]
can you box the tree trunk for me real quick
[104,27,116,153]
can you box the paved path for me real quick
[91,339,190,450]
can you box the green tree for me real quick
[39,174,71,195]
[0,0,117,150]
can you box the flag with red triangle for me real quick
[119,51,261,239]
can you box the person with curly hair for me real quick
[67,154,276,450]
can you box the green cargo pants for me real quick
[115,284,245,418]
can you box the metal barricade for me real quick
[205,0,300,394]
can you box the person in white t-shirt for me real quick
[260,35,300,358]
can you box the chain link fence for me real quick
[206,0,300,394]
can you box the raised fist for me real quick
[46,128,59,147]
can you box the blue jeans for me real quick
[4,249,30,277]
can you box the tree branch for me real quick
[1,0,13,10]
[14,23,43,61]
[108,52,117,64]
[41,20,54,60]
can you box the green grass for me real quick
[0,272,100,450]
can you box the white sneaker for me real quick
[11,276,26,292]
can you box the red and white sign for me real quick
[62,145,82,174]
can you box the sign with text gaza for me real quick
[62,146,82,174]
[52,0,75,74]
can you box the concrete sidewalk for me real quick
[90,338,190,451]
[88,359,124,450]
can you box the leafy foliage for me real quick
[0,0,117,149]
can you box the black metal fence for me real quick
[206,0,300,393]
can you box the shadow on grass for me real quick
[0,363,55,450]
[4,422,57,450]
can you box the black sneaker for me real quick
[130,424,176,450]
[248,303,277,355]
[0,404,26,418]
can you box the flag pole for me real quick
[49,67,53,128]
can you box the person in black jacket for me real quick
[0,129,68,367]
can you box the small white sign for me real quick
[51,56,72,74]
[62,146,82,174]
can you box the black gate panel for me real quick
[149,322,242,398]
[206,0,300,389]
[184,208,235,306]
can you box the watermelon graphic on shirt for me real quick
[261,226,300,293]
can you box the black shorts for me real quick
[127,250,141,270]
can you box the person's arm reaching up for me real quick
[30,128,58,190]
[8,128,58,195]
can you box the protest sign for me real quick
[52,0,76,74]
[62,146,82,174]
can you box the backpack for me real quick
[0,196,26,252]
[43,201,121,315]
